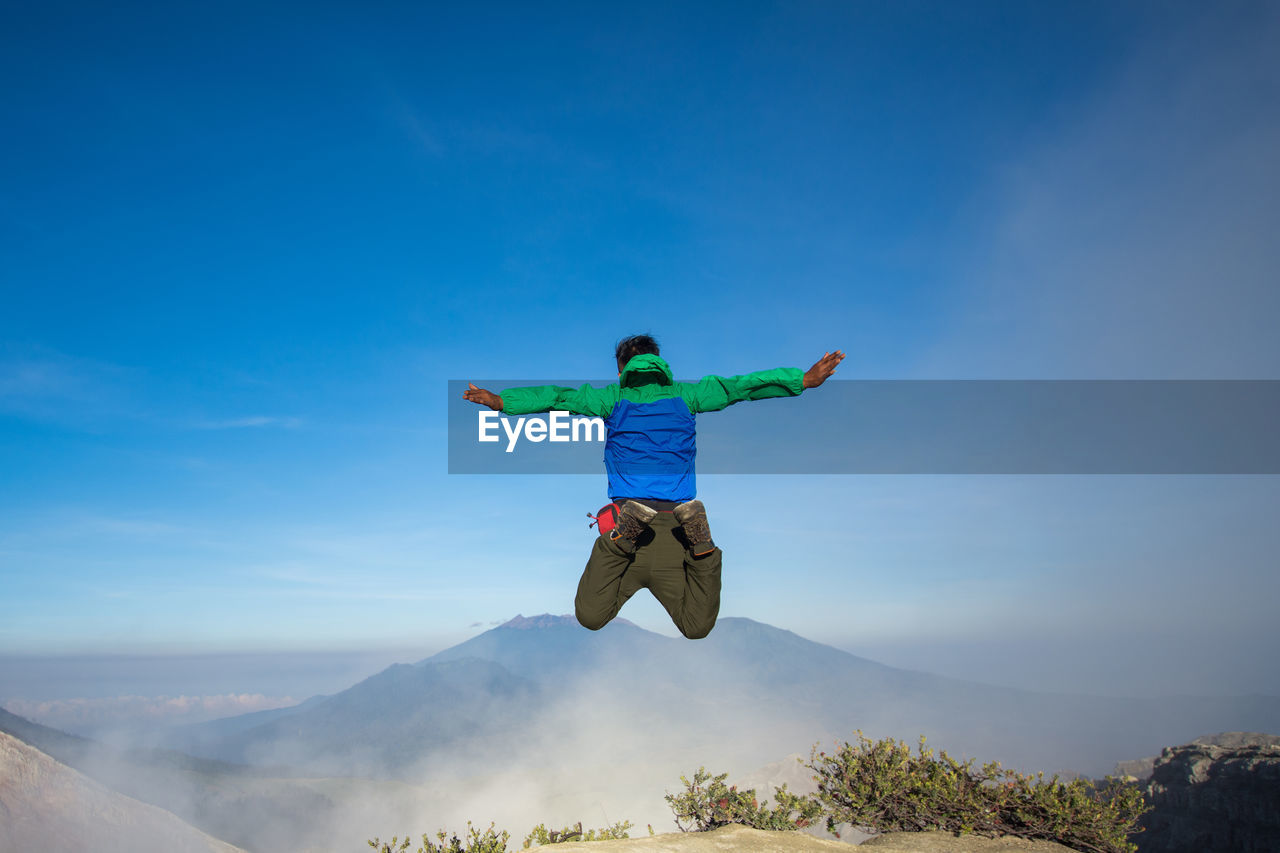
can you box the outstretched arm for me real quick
[680,349,843,413]
[463,383,504,411]
[803,350,845,388]
[464,382,619,417]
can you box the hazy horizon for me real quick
[5,606,1278,743]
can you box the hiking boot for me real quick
[673,499,715,556]
[609,500,657,551]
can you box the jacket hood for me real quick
[620,354,673,388]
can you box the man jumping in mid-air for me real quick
[464,335,843,639]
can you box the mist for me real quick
[3,649,843,853]
[6,610,1279,853]
[0,648,430,706]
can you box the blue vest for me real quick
[603,397,696,501]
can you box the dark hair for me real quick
[615,334,660,371]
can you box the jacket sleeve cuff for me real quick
[498,388,538,416]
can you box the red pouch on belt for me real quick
[588,502,621,535]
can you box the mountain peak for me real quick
[500,613,575,629]
[499,613,640,630]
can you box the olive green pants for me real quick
[575,509,723,640]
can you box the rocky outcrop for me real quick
[0,732,246,853]
[1113,731,1280,781]
[1138,736,1280,852]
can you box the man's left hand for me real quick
[803,351,845,388]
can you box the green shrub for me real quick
[369,822,510,853]
[808,732,1149,853]
[370,819,633,853]
[664,766,822,832]
[368,733,1146,853]
[523,821,634,846]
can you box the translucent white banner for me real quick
[448,380,1280,474]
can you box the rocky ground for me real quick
[538,826,1074,853]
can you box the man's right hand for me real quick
[463,383,504,411]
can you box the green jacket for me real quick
[500,355,803,500]
[501,354,802,416]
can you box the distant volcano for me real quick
[164,614,1280,782]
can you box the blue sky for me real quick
[2,1,1278,708]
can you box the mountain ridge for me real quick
[164,613,1280,782]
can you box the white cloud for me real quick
[3,693,297,733]
[189,415,303,429]
[0,346,138,420]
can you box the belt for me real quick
[616,498,682,511]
